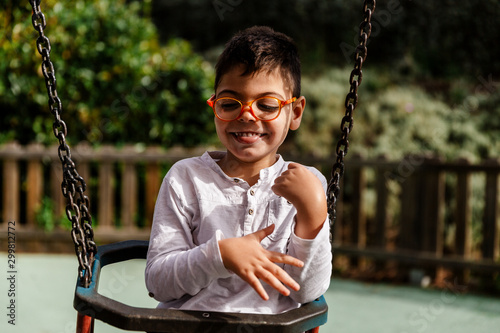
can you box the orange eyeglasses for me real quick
[207,96,296,121]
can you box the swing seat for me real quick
[74,240,328,333]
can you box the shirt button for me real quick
[250,190,255,196]
[248,209,254,215]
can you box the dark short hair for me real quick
[214,26,301,98]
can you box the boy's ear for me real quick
[289,96,306,131]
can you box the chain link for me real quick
[327,0,375,238]
[29,0,96,287]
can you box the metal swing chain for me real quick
[327,0,376,232]
[29,0,96,287]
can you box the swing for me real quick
[28,1,376,332]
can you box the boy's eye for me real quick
[218,100,241,111]
[255,98,280,113]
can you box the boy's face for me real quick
[214,64,305,169]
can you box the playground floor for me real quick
[1,252,499,333]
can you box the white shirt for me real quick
[145,151,332,314]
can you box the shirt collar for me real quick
[203,151,285,184]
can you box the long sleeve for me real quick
[285,218,332,303]
[284,167,332,304]
[145,176,232,302]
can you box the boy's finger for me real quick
[273,170,293,184]
[245,274,269,301]
[253,224,275,241]
[268,265,301,293]
[268,251,304,268]
[258,270,292,297]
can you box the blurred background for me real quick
[2,0,500,157]
[1,0,500,332]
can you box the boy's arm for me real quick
[145,178,232,302]
[272,163,328,239]
[284,218,332,303]
[272,163,332,303]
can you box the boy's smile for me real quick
[214,64,305,183]
[231,131,267,144]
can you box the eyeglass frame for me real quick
[207,95,297,122]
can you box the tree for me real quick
[1,0,216,147]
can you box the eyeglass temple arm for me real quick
[206,94,216,107]
[282,97,297,106]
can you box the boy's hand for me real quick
[218,224,303,301]
[272,163,328,239]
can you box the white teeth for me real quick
[234,132,262,137]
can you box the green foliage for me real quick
[1,0,216,147]
[34,196,68,231]
[2,0,499,161]
[34,197,55,232]
[298,67,499,161]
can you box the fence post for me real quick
[398,155,423,252]
[121,146,137,230]
[350,153,366,267]
[421,157,445,254]
[374,155,390,271]
[420,157,445,280]
[482,158,500,260]
[2,142,21,225]
[97,145,115,230]
[26,143,44,227]
[374,155,390,248]
[454,157,472,283]
[145,147,162,228]
[396,155,426,282]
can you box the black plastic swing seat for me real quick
[74,240,328,333]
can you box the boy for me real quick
[145,26,332,314]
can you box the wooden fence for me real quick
[1,142,499,283]
[331,154,500,285]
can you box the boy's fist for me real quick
[272,163,327,239]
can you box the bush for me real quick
[298,67,498,161]
[35,196,69,231]
[1,0,217,147]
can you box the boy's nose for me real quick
[238,105,257,122]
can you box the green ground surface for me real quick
[1,253,499,333]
